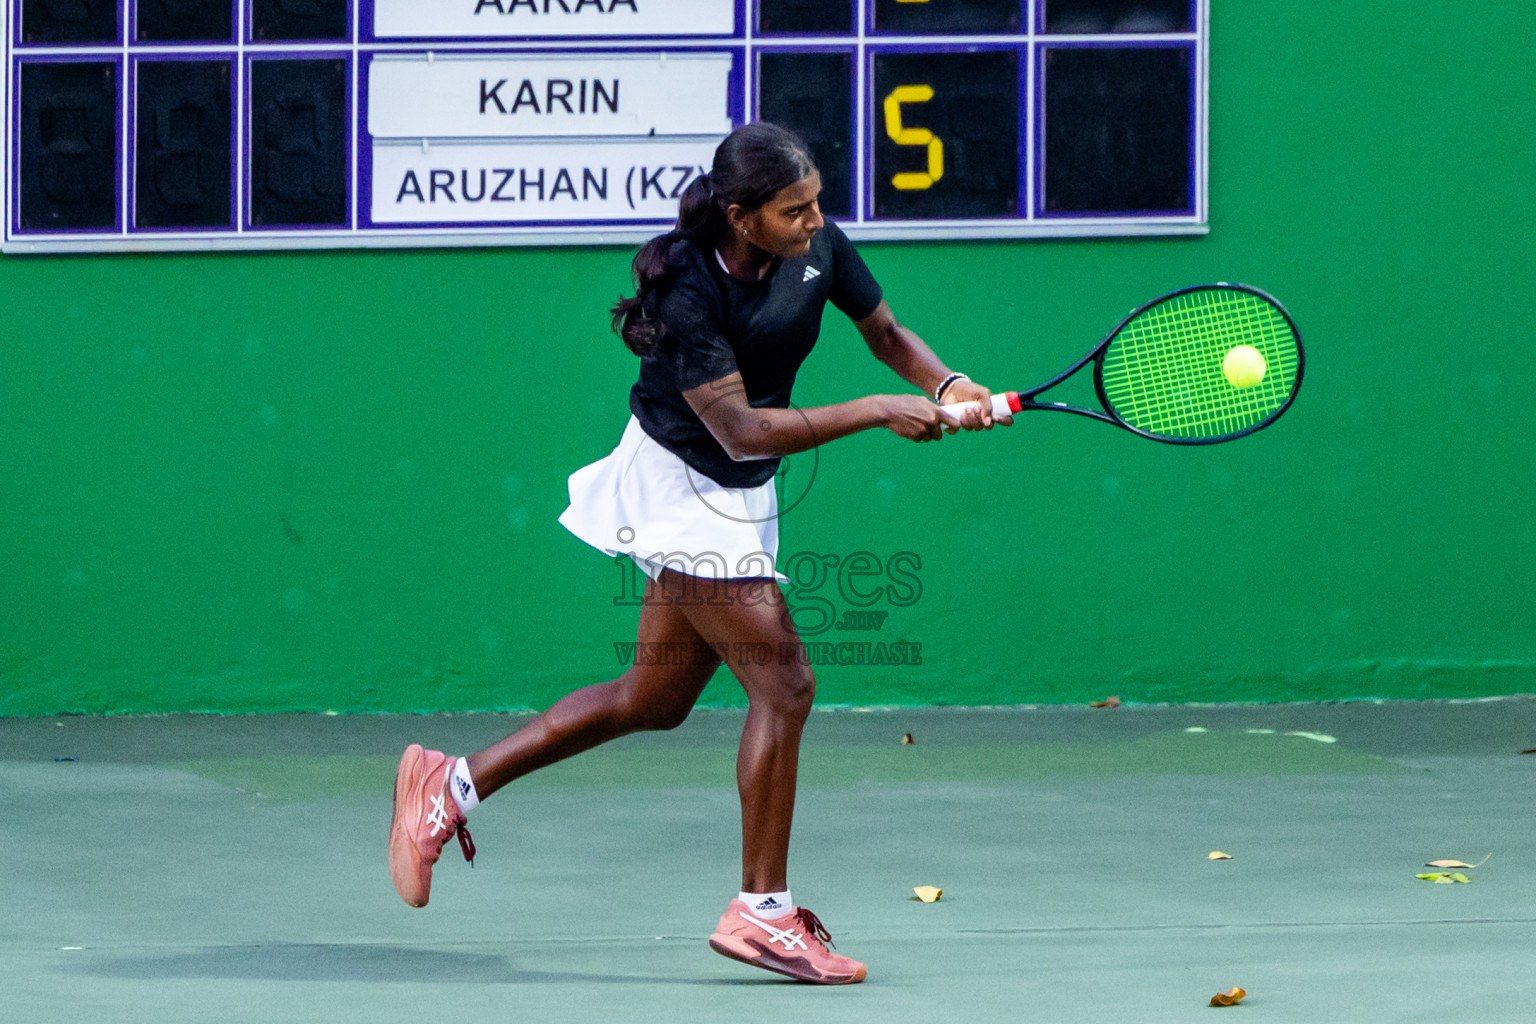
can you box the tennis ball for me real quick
[1222,345,1267,388]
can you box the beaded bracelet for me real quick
[934,372,969,403]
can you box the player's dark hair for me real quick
[611,122,817,357]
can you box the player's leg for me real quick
[661,571,866,984]
[388,575,723,907]
[464,581,723,797]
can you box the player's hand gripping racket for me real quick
[944,284,1304,444]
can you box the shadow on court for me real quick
[68,942,782,986]
[4,700,1536,1022]
[75,944,540,983]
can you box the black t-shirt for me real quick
[628,220,884,488]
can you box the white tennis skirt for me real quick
[558,415,788,583]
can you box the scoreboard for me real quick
[3,0,1207,252]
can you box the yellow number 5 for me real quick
[883,85,944,191]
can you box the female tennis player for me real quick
[388,122,1010,985]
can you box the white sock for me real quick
[739,890,793,920]
[448,757,480,814]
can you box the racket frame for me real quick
[1009,282,1305,445]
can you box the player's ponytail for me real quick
[609,173,720,356]
[675,171,726,242]
[611,123,816,357]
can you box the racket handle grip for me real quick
[940,391,1022,422]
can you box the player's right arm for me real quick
[683,373,954,461]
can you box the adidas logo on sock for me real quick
[802,266,821,283]
[457,778,471,798]
[755,897,782,910]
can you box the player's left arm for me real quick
[854,301,1012,430]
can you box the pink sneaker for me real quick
[388,744,475,907]
[709,900,867,984]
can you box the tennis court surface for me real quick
[5,698,1535,1023]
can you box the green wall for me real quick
[3,2,1534,714]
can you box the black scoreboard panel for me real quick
[757,0,854,35]
[5,0,1207,251]
[135,0,233,43]
[250,0,349,42]
[21,0,117,44]
[18,61,118,229]
[248,59,348,227]
[1042,45,1191,214]
[870,50,1018,220]
[757,51,853,219]
[1042,0,1192,34]
[872,0,1021,35]
[134,60,232,227]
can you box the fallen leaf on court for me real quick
[1090,696,1121,708]
[1209,987,1246,1007]
[901,732,915,745]
[1521,749,1536,755]
[1208,851,1233,860]
[1424,853,1490,870]
[913,886,943,903]
[1417,872,1470,884]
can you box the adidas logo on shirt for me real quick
[802,266,821,283]
[755,897,782,911]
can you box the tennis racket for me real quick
[942,284,1304,444]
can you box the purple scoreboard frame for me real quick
[3,0,1208,253]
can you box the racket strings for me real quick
[1100,289,1298,440]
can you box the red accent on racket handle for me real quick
[940,392,1022,422]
